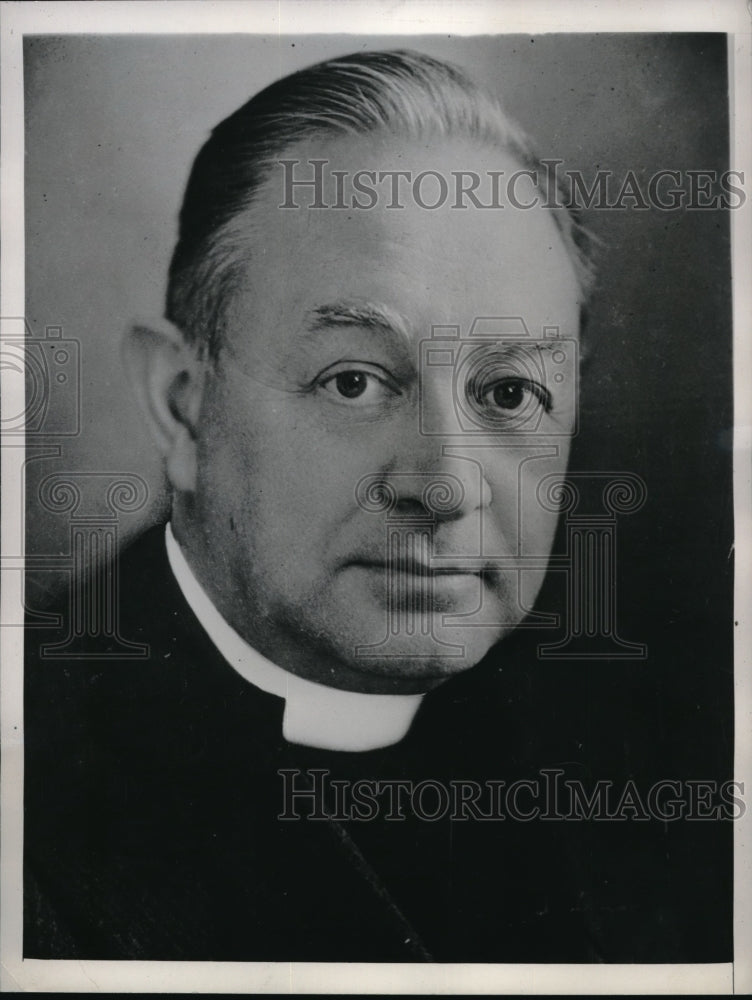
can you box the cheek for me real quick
[474,441,571,550]
[256,424,383,515]
[197,396,390,543]
[518,442,572,551]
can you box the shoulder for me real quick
[23,522,237,772]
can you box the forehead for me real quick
[224,132,581,345]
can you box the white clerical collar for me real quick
[164,523,423,752]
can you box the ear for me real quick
[122,319,205,493]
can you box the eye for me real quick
[484,377,551,413]
[331,371,370,399]
[317,365,400,406]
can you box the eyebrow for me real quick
[305,301,413,345]
[304,302,573,355]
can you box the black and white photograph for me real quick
[1,1,750,994]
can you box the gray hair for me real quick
[166,49,595,358]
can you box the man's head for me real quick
[126,50,593,694]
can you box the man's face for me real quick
[186,133,581,694]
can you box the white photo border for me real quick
[2,0,750,994]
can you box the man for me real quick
[23,50,710,963]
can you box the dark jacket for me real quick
[23,525,729,962]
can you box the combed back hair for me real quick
[166,49,595,358]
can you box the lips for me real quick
[348,556,492,577]
[361,563,484,584]
[346,558,490,613]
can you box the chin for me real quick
[343,616,504,686]
[323,567,523,676]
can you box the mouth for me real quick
[349,557,491,578]
[347,558,491,610]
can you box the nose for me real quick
[381,431,493,523]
